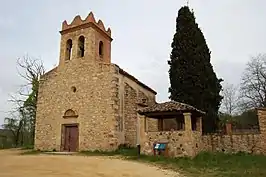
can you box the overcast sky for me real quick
[0,0,266,125]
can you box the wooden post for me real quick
[183,112,192,131]
[196,117,202,133]
[225,123,232,135]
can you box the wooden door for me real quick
[63,125,79,152]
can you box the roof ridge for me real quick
[114,64,157,94]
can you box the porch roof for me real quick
[137,101,205,118]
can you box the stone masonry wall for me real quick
[124,83,138,146]
[201,134,261,153]
[35,14,157,152]
[35,24,118,151]
[142,131,196,157]
[201,109,266,155]
[257,108,266,153]
[116,74,157,147]
[109,71,120,148]
[147,119,158,132]
[192,131,203,156]
[35,60,118,151]
[140,109,266,157]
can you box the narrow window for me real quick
[78,36,85,57]
[99,41,103,57]
[66,39,72,60]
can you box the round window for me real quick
[71,86,77,93]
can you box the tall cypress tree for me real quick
[168,6,223,133]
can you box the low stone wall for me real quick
[192,131,203,155]
[141,131,196,157]
[199,108,266,155]
[201,134,262,154]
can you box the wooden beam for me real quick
[140,110,203,119]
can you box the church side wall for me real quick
[115,73,157,147]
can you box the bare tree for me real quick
[221,83,239,115]
[240,54,266,110]
[3,55,45,146]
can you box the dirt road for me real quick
[0,149,182,177]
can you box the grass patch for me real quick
[81,148,266,177]
[20,145,34,150]
[80,147,138,157]
[0,147,12,150]
[20,149,42,155]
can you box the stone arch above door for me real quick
[63,109,78,118]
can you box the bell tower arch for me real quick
[58,12,112,67]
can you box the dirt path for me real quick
[0,149,182,177]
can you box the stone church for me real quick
[34,12,158,152]
[34,11,266,158]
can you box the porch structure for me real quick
[138,101,205,157]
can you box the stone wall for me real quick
[201,134,261,153]
[201,108,266,155]
[35,60,119,151]
[139,109,266,158]
[35,13,157,152]
[147,119,158,132]
[35,57,157,151]
[121,83,156,147]
[34,16,120,152]
[123,83,138,146]
[192,131,202,155]
[140,112,202,158]
[257,108,266,152]
[114,69,157,147]
[141,131,198,157]
[109,72,121,148]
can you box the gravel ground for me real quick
[0,149,183,177]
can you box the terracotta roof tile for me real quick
[138,101,205,115]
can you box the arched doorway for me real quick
[61,109,79,152]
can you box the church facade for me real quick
[34,12,157,152]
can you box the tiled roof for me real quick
[138,101,205,115]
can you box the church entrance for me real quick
[61,124,79,152]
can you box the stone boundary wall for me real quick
[201,134,261,154]
[201,108,266,155]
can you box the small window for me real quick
[71,86,77,93]
[78,36,85,57]
[99,41,103,57]
[66,39,72,60]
